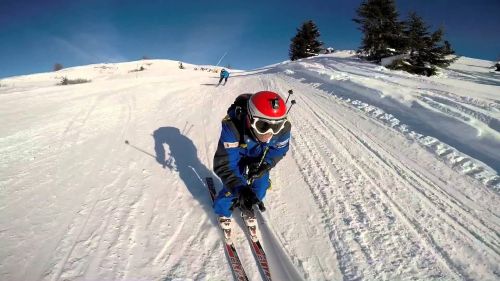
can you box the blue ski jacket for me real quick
[220,69,230,78]
[213,94,291,193]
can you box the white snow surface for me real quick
[1,54,499,281]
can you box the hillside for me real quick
[1,53,499,281]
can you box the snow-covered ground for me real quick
[0,53,499,281]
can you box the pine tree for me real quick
[427,27,456,68]
[390,12,456,76]
[404,12,428,56]
[289,20,323,61]
[400,12,433,75]
[53,63,64,71]
[353,0,405,62]
[443,41,454,56]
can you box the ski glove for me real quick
[238,186,260,213]
[248,162,271,180]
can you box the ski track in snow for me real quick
[271,74,499,280]
[287,87,453,279]
[1,57,499,281]
[280,58,500,188]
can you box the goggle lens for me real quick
[251,117,286,135]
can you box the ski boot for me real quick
[241,212,259,242]
[218,216,233,244]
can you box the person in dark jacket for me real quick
[218,69,230,85]
[212,91,291,235]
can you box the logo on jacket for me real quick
[223,141,239,148]
[275,138,289,148]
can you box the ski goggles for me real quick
[249,116,287,135]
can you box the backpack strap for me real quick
[227,94,252,146]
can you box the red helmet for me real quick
[248,91,288,135]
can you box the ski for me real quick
[242,213,272,281]
[223,243,249,281]
[205,177,249,281]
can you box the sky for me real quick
[1,0,499,78]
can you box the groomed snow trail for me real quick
[267,74,499,280]
[1,56,499,281]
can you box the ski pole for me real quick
[286,100,297,115]
[285,89,293,104]
[245,147,269,212]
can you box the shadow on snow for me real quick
[153,126,257,281]
[152,126,216,214]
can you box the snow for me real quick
[1,53,499,281]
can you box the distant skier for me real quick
[213,91,291,230]
[218,68,230,85]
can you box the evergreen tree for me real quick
[289,20,323,61]
[443,40,454,56]
[397,12,433,75]
[398,13,456,75]
[427,27,456,67]
[353,0,405,62]
[53,63,64,71]
[403,12,428,56]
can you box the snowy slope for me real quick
[0,54,499,281]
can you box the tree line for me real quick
[289,0,458,76]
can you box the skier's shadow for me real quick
[154,127,265,281]
[153,126,215,216]
[153,127,249,233]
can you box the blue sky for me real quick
[1,0,499,78]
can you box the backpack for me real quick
[228,93,251,118]
[226,93,252,145]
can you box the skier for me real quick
[213,90,291,231]
[218,68,230,85]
